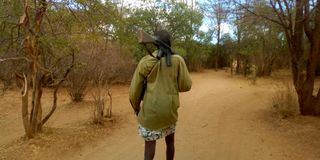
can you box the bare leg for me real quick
[144,140,156,160]
[165,133,175,160]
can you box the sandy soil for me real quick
[1,70,320,160]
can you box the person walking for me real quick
[129,30,192,160]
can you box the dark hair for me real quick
[154,30,171,47]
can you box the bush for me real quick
[66,40,135,102]
[0,55,28,90]
[66,65,89,102]
[91,72,113,124]
[272,80,299,118]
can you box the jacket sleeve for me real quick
[129,62,145,114]
[178,57,192,92]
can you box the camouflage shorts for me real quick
[138,124,176,141]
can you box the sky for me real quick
[200,21,231,34]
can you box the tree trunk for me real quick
[245,0,320,115]
[106,86,112,118]
[236,55,240,74]
[298,92,320,115]
[215,19,221,71]
[21,74,33,138]
[19,0,48,137]
[289,0,320,115]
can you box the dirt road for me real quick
[1,70,320,160]
[72,70,320,160]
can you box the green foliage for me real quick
[172,47,187,57]
[0,0,292,78]
[0,0,22,53]
[165,3,203,41]
[2,0,291,84]
[121,1,206,66]
[232,2,289,76]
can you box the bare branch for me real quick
[34,0,48,33]
[36,62,52,73]
[106,83,112,118]
[0,15,10,19]
[269,0,289,28]
[313,0,320,36]
[283,0,293,21]
[275,0,289,24]
[235,1,284,26]
[67,7,82,23]
[45,13,56,36]
[303,0,313,41]
[40,53,75,126]
[20,0,29,27]
[0,57,31,62]
[6,55,54,74]
[265,0,294,44]
[285,0,294,37]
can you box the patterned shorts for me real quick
[138,124,176,141]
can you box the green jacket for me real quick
[129,53,192,130]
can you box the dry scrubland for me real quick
[0,70,320,160]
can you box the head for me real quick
[154,30,171,47]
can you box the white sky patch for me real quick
[221,23,230,34]
[199,25,209,32]
[200,23,230,34]
[117,0,152,8]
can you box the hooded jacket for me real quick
[129,52,192,130]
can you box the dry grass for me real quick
[0,123,115,160]
[272,79,300,118]
[0,81,4,96]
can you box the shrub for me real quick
[91,71,113,124]
[66,40,135,102]
[66,65,89,102]
[272,80,299,118]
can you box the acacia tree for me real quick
[0,0,76,138]
[270,0,320,115]
[238,0,320,115]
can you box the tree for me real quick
[125,1,205,71]
[237,0,320,115]
[269,0,320,115]
[0,0,76,138]
[164,2,205,71]
[234,2,288,76]
[202,0,229,69]
[220,33,235,68]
